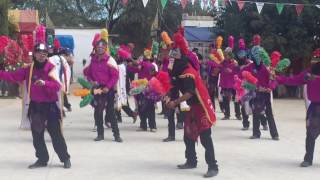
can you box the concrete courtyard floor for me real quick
[0,96,319,180]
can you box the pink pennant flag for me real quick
[181,0,188,9]
[122,0,129,6]
[237,0,245,11]
[295,4,304,16]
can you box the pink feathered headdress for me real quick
[228,35,234,50]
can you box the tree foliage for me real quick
[218,0,320,69]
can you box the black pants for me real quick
[184,128,218,169]
[138,96,156,130]
[113,100,135,123]
[252,93,279,138]
[222,88,241,118]
[167,108,186,138]
[304,130,319,163]
[122,99,135,117]
[94,91,120,138]
[241,104,267,128]
[31,119,70,163]
[63,93,71,109]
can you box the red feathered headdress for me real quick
[253,34,261,46]
[54,38,61,50]
[173,31,189,55]
[228,35,234,50]
[271,51,282,68]
[117,48,132,60]
[35,25,46,44]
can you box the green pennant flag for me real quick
[161,0,168,9]
[276,3,284,15]
[218,0,223,7]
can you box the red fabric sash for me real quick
[180,65,216,126]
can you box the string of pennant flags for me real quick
[117,0,320,16]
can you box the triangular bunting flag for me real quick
[256,2,264,14]
[142,0,148,7]
[276,3,284,15]
[161,0,168,9]
[237,0,245,11]
[181,0,188,9]
[316,5,320,9]
[295,4,304,16]
[122,0,129,6]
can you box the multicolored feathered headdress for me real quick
[144,48,152,59]
[91,29,110,53]
[250,46,271,66]
[209,49,224,64]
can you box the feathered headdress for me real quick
[101,29,109,43]
[161,31,173,46]
[173,31,189,55]
[209,49,224,64]
[92,33,101,48]
[253,34,261,46]
[216,36,223,49]
[271,51,282,68]
[238,38,246,50]
[228,35,234,50]
[0,35,10,54]
[117,46,132,60]
[144,48,152,59]
[237,38,247,59]
[35,25,46,45]
[54,38,61,50]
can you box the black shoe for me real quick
[94,136,104,141]
[136,128,148,132]
[241,127,249,131]
[249,135,260,139]
[132,112,138,124]
[63,159,71,169]
[272,136,280,141]
[158,112,164,115]
[67,107,72,112]
[221,116,230,120]
[262,125,269,131]
[163,137,175,142]
[28,160,47,169]
[114,136,123,143]
[176,122,183,130]
[236,116,242,120]
[203,168,219,178]
[300,161,312,167]
[177,162,197,169]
